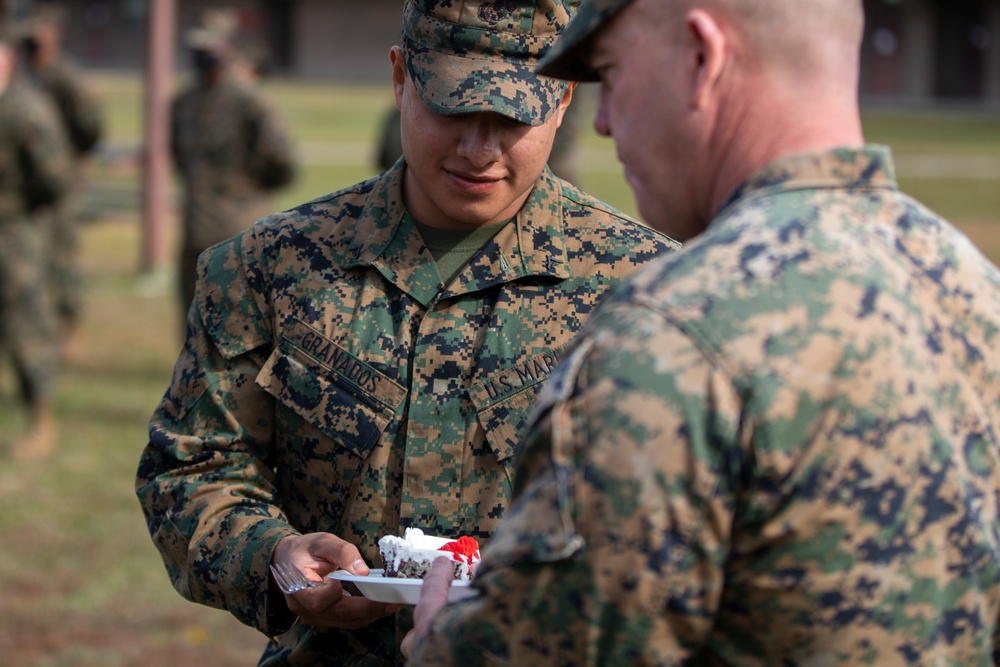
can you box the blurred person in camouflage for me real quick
[18,2,103,362]
[135,0,678,665]
[404,0,1000,664]
[0,22,71,460]
[170,7,297,325]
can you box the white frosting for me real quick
[378,528,455,571]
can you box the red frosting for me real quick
[438,536,480,569]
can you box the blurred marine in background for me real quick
[0,20,71,460]
[19,2,104,363]
[171,8,298,326]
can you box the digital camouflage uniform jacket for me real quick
[171,79,297,252]
[136,162,677,666]
[0,78,69,222]
[411,147,1000,666]
[0,78,70,401]
[27,56,104,321]
[27,57,103,157]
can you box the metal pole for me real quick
[141,0,176,273]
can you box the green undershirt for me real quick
[412,215,511,285]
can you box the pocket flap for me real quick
[257,338,403,459]
[469,348,565,463]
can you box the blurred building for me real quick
[12,0,404,81]
[8,0,1000,106]
[863,0,1000,104]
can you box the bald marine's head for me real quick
[537,0,866,240]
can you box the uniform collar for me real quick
[716,145,899,224]
[341,161,411,270]
[342,161,572,293]
[505,167,571,281]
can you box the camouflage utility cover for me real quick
[410,147,1000,666]
[403,0,578,125]
[135,161,676,666]
[171,79,297,252]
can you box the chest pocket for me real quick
[468,349,564,464]
[256,320,406,459]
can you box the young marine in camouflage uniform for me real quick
[136,1,677,665]
[19,3,103,361]
[171,9,297,324]
[405,0,1000,665]
[0,26,71,459]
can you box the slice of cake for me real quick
[378,528,480,580]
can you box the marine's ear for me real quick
[686,9,727,112]
[389,45,406,111]
[553,82,577,129]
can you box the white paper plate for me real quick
[328,569,477,605]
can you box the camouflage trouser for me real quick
[0,220,58,404]
[46,177,84,327]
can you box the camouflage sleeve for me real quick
[49,64,103,155]
[63,79,103,155]
[135,228,298,636]
[246,94,297,190]
[411,302,743,666]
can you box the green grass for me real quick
[861,110,1000,156]
[84,72,1000,252]
[1,72,998,666]
[0,220,267,666]
[861,109,1000,232]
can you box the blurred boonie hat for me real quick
[185,27,225,52]
[537,0,635,81]
[402,0,578,126]
[185,7,238,53]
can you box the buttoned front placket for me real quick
[341,171,571,540]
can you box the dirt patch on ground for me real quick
[1,594,267,667]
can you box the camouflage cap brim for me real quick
[405,39,569,127]
[537,0,636,82]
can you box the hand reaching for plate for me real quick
[401,557,455,659]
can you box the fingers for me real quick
[418,557,456,614]
[326,538,369,575]
[272,532,370,577]
[271,532,403,629]
[292,588,406,630]
[402,557,454,659]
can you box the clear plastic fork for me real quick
[269,561,321,595]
